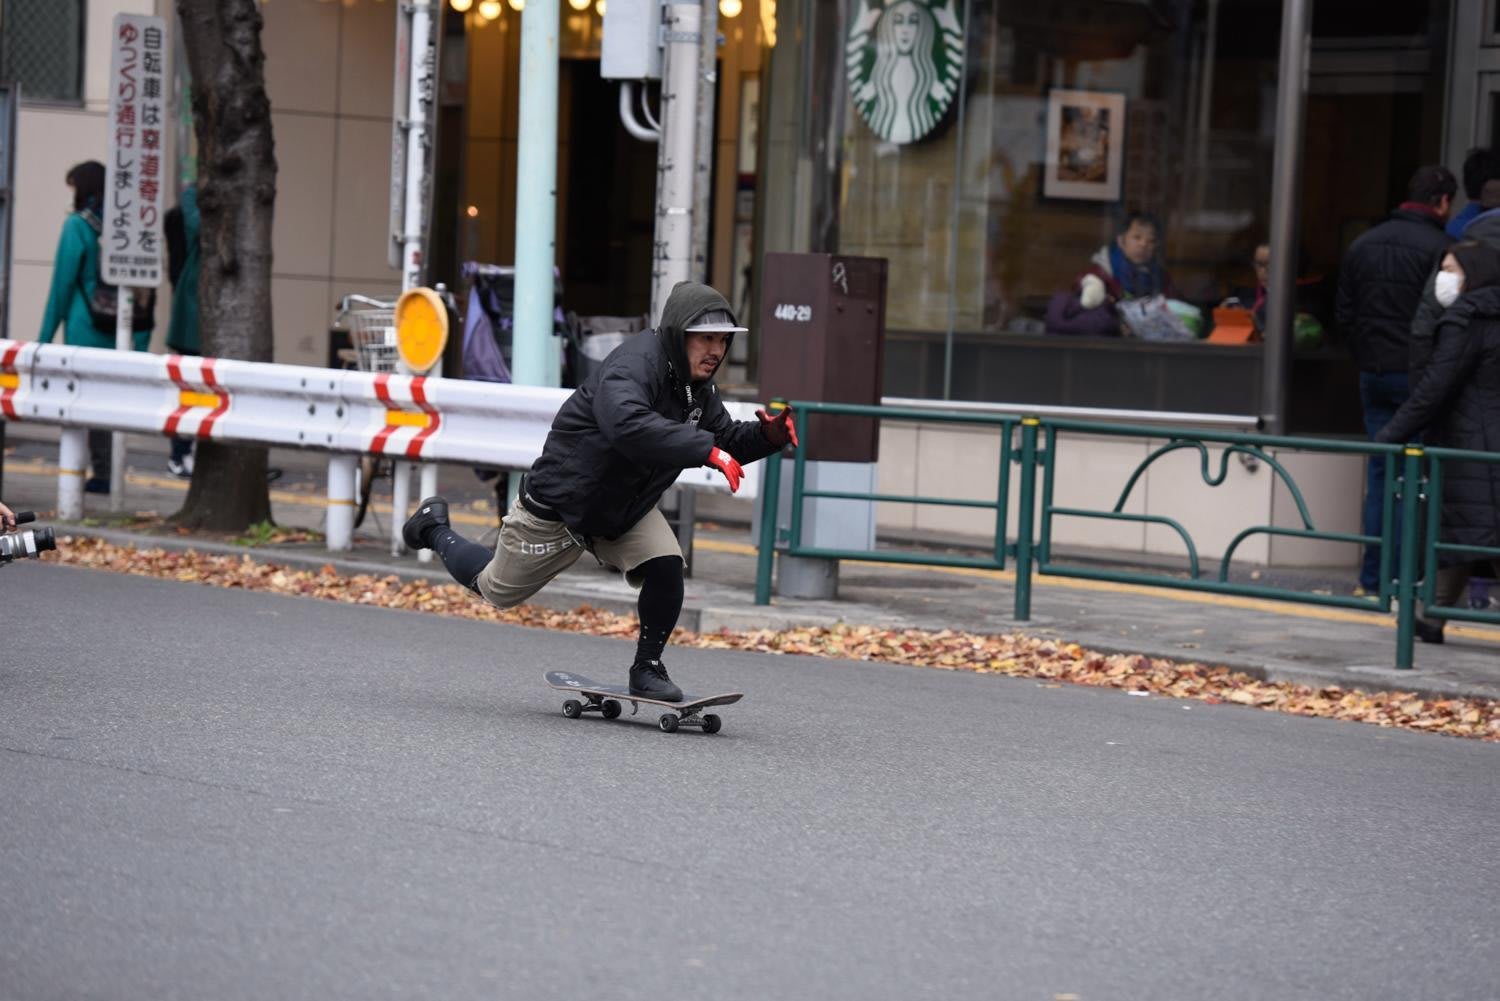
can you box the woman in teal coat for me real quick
[38,161,152,492]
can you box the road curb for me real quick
[49,524,1500,705]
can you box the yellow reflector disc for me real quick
[179,390,221,409]
[395,287,449,374]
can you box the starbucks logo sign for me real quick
[847,0,965,144]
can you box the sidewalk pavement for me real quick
[5,426,1499,703]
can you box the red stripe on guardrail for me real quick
[164,355,191,435]
[1,342,20,419]
[404,377,440,459]
[198,359,230,438]
[370,372,401,454]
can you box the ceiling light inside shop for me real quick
[568,0,590,8]
[596,0,606,14]
[450,0,473,10]
[719,0,741,16]
[478,0,501,17]
[508,0,524,9]
[466,205,480,217]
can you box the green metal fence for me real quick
[751,400,1481,670]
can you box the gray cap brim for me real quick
[684,322,749,334]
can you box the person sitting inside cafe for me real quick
[1045,211,1178,337]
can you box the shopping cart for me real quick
[336,294,400,374]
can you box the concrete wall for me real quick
[8,0,401,367]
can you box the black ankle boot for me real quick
[629,659,683,702]
[402,496,450,551]
[1414,618,1445,645]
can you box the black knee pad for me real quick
[635,555,684,587]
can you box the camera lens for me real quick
[34,527,56,554]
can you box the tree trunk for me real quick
[172,0,276,531]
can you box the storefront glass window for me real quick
[757,0,1450,423]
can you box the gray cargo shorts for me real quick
[475,498,683,609]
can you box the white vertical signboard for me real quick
[105,13,167,506]
[105,13,167,287]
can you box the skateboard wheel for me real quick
[702,714,722,735]
[601,699,622,720]
[562,700,583,719]
[657,713,679,734]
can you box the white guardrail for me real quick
[0,339,761,553]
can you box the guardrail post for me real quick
[1393,446,1422,669]
[1013,418,1040,621]
[57,428,87,520]
[327,454,357,552]
[391,461,414,556]
[755,450,783,605]
[416,462,439,563]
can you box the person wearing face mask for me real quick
[1336,164,1456,594]
[1376,242,1500,643]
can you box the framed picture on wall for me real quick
[1043,89,1126,202]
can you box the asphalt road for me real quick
[1,563,1496,1001]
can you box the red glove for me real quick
[756,404,799,449]
[706,446,743,493]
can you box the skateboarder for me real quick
[402,281,797,702]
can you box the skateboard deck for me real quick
[545,670,743,733]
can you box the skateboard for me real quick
[544,670,743,734]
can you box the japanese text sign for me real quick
[104,13,167,288]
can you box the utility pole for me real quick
[512,0,562,387]
[650,2,703,324]
[690,0,718,284]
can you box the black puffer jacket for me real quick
[1377,285,1500,557]
[1336,208,1451,373]
[526,281,776,540]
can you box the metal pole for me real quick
[941,0,972,401]
[512,0,562,387]
[109,287,133,510]
[399,0,435,292]
[690,0,718,284]
[391,460,413,557]
[1261,0,1311,435]
[755,451,782,605]
[327,454,357,552]
[1393,447,1423,669]
[650,2,703,324]
[396,2,440,554]
[416,460,438,563]
[58,427,87,520]
[1012,418,1039,621]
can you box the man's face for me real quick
[1253,244,1270,287]
[685,331,730,380]
[1117,221,1158,266]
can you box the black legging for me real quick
[633,555,684,664]
[427,526,683,665]
[429,525,491,593]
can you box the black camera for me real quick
[0,511,57,564]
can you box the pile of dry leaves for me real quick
[50,536,1500,742]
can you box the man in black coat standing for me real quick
[1336,164,1455,593]
[401,281,798,701]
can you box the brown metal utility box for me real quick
[757,253,888,462]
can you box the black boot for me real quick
[629,659,683,702]
[1414,618,1445,645]
[402,495,450,551]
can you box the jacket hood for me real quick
[657,281,737,386]
[1462,206,1500,247]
